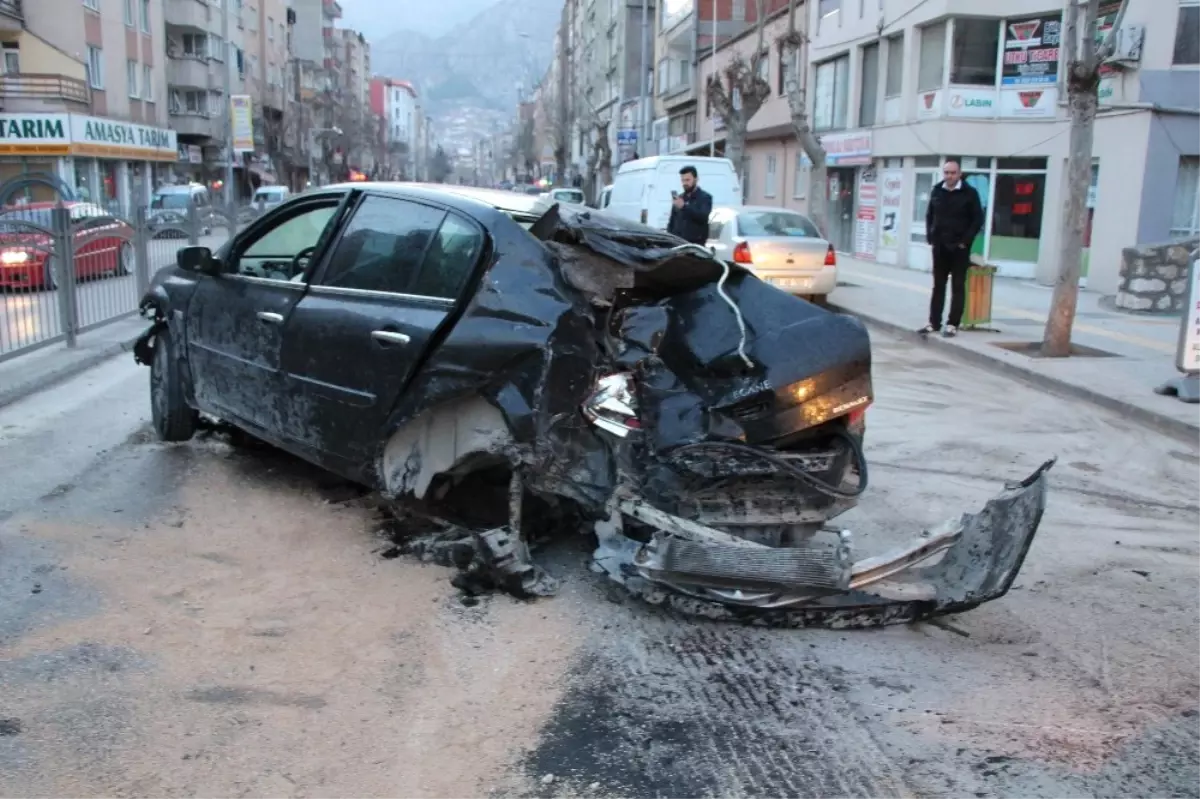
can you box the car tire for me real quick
[150,328,198,442]
[115,241,133,276]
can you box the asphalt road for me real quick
[0,329,1197,797]
[0,234,227,359]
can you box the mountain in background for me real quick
[369,0,561,118]
[340,0,502,40]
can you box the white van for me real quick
[252,185,291,212]
[606,156,742,230]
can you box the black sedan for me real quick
[133,182,1052,623]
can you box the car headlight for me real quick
[0,250,30,265]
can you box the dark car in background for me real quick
[132,182,1051,622]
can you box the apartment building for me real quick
[793,0,1197,292]
[0,0,175,210]
[369,76,417,177]
[241,0,290,183]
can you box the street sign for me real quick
[1177,252,1200,375]
[616,129,638,146]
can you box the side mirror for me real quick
[177,245,219,275]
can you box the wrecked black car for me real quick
[134,182,1053,626]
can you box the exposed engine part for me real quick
[582,373,641,438]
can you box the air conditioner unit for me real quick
[1106,23,1144,65]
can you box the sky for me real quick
[336,0,503,40]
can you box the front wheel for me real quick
[150,328,198,442]
[115,241,133,276]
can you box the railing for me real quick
[0,0,21,19]
[0,74,89,106]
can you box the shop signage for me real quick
[916,90,941,120]
[69,115,178,161]
[177,144,203,164]
[231,94,255,154]
[1002,13,1062,86]
[999,86,1058,118]
[946,88,997,118]
[854,170,878,260]
[878,170,903,253]
[821,130,872,166]
[0,113,71,155]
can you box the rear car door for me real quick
[185,195,346,435]
[279,193,485,476]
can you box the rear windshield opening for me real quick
[737,211,820,238]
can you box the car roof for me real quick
[323,181,548,218]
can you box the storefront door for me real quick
[828,167,856,253]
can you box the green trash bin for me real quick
[962,261,997,329]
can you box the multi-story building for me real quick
[241,0,290,185]
[369,76,417,177]
[163,0,248,189]
[0,0,177,210]
[693,0,1198,293]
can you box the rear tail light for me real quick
[847,402,870,431]
[733,241,753,264]
[824,245,837,268]
[582,373,641,438]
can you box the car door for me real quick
[71,205,113,279]
[186,194,348,435]
[279,193,485,477]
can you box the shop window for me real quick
[997,156,1047,170]
[765,155,778,198]
[1175,2,1199,65]
[884,34,903,96]
[911,171,935,243]
[918,22,946,90]
[859,42,879,126]
[950,18,1000,85]
[814,54,849,131]
[1171,156,1200,239]
[990,172,1045,262]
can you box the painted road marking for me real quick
[843,269,1177,355]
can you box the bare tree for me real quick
[779,0,828,235]
[580,107,613,204]
[705,0,772,193]
[1041,0,1128,357]
[512,113,537,181]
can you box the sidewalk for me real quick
[0,316,147,409]
[828,256,1199,441]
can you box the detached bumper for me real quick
[593,459,1055,626]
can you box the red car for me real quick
[0,201,135,291]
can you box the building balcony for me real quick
[0,0,22,32]
[661,10,694,48]
[169,109,219,138]
[166,56,213,90]
[164,0,211,32]
[322,0,341,20]
[0,73,90,112]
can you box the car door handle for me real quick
[256,311,284,324]
[371,330,411,346]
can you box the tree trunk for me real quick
[725,122,747,197]
[1042,75,1098,357]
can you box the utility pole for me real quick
[639,0,649,153]
[221,0,235,208]
[709,0,716,156]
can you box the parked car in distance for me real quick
[252,185,291,213]
[606,156,741,230]
[706,206,837,303]
[0,202,135,291]
[148,183,213,237]
[597,184,612,209]
[542,187,586,205]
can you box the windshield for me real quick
[553,190,585,204]
[0,204,107,229]
[255,190,284,202]
[152,192,191,209]
[737,210,821,238]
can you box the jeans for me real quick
[929,242,971,328]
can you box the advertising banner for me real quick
[1002,13,1062,86]
[946,88,998,118]
[878,170,903,254]
[231,94,255,153]
[854,169,878,260]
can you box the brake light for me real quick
[824,245,837,267]
[847,405,867,427]
[733,241,753,264]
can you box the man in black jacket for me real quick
[667,165,713,245]
[921,160,984,338]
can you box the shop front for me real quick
[821,130,872,255]
[0,112,177,214]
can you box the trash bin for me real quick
[962,262,997,329]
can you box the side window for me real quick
[237,203,338,280]
[320,195,445,294]
[410,213,484,299]
[708,218,724,240]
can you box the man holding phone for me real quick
[666,165,713,245]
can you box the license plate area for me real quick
[768,276,812,290]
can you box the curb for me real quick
[0,336,137,411]
[829,302,1200,445]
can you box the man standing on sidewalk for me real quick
[920,160,984,338]
[667,166,713,246]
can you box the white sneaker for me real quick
[942,325,958,338]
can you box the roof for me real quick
[320,181,548,219]
[617,155,735,172]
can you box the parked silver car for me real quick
[706,206,837,302]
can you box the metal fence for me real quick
[0,174,262,363]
